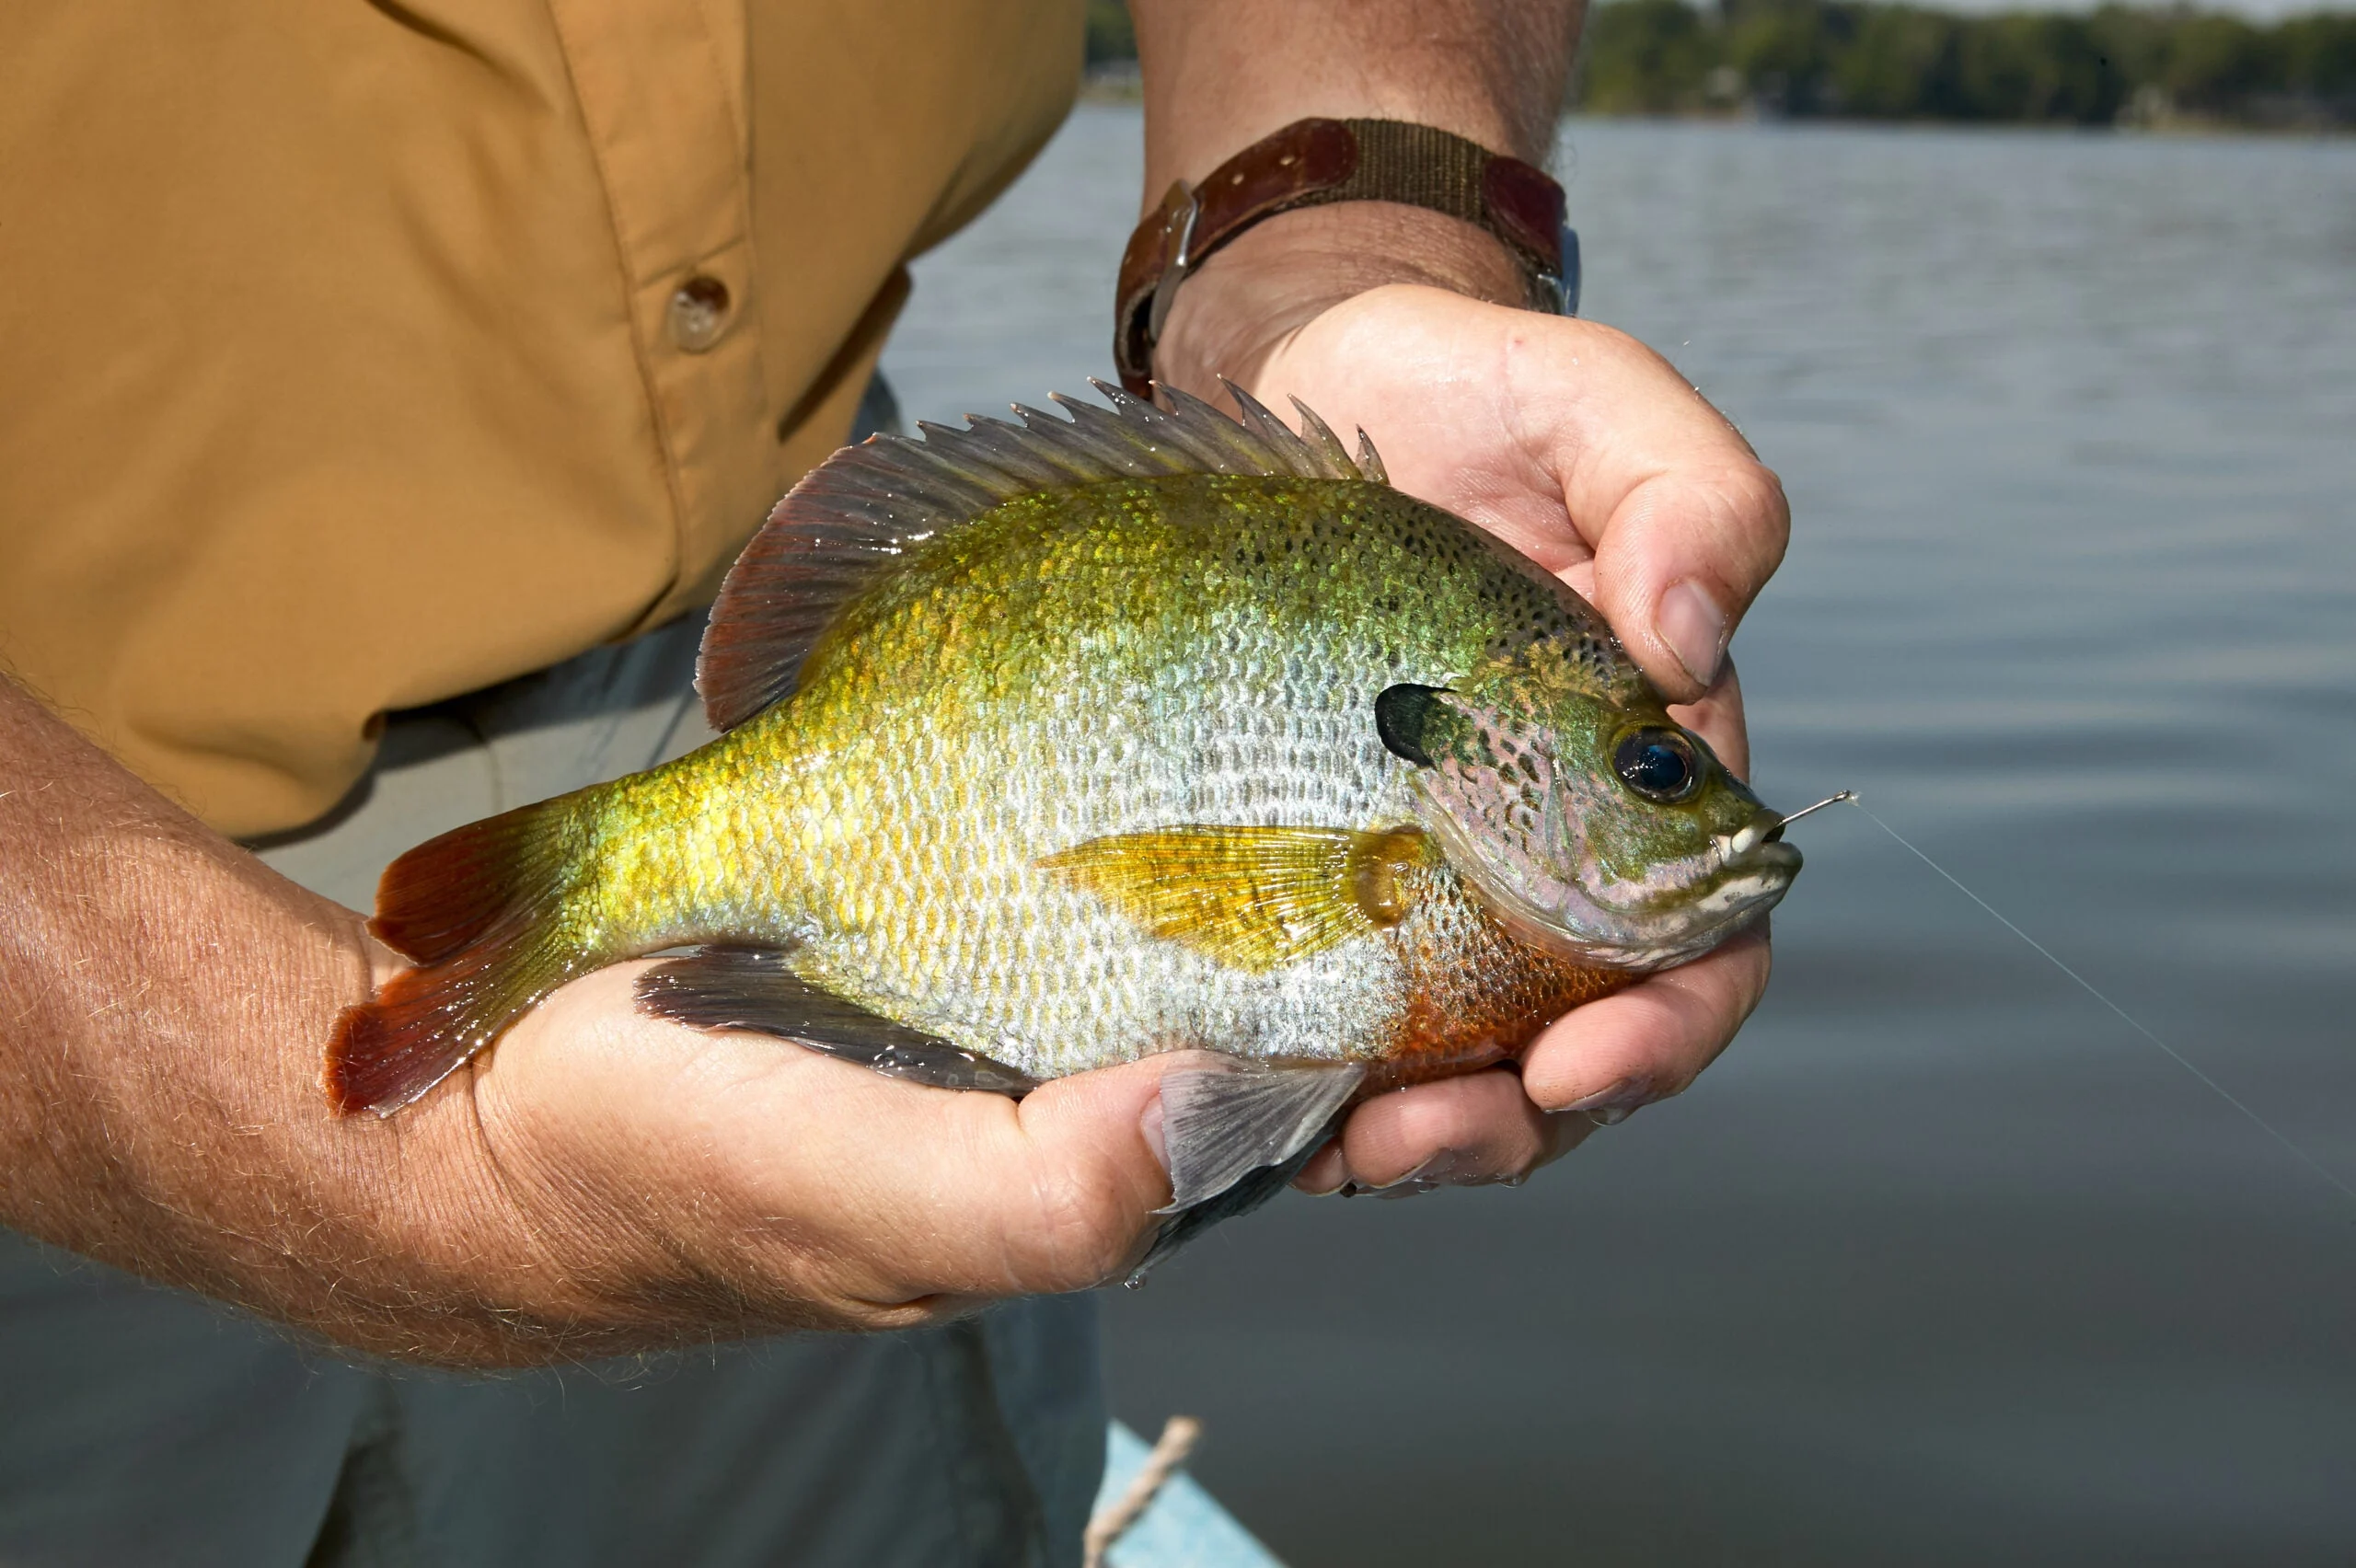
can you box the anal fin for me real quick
[635,946,1038,1097]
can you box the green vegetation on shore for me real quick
[1082,0,2355,128]
[1577,0,2355,125]
[1086,0,1137,68]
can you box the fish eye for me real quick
[1612,728,1702,803]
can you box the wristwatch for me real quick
[1114,117,1581,397]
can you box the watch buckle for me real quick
[1145,184,1202,351]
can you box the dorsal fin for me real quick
[697,380,1388,732]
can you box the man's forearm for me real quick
[1133,0,1582,188]
[0,674,440,1334]
[1130,0,1585,397]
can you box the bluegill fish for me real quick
[329,384,1802,1247]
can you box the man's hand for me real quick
[0,676,1184,1366]
[1154,230,1790,1198]
[448,965,1189,1347]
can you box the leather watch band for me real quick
[1114,117,1578,397]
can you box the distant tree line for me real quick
[1082,0,2354,128]
[1086,0,1137,70]
[1573,0,2356,126]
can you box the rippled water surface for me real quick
[884,109,2356,1565]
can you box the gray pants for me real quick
[0,610,1103,1567]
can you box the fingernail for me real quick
[1657,580,1727,689]
[1139,1096,1170,1172]
[1567,1076,1658,1127]
[1296,1150,1349,1198]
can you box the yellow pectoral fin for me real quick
[1039,824,1431,972]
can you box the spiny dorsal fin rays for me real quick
[935,415,1091,492]
[1220,380,1318,473]
[1106,386,1255,476]
[1289,397,1357,477]
[1208,378,1388,485]
[697,382,1391,732]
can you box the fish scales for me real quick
[585,477,1602,1083]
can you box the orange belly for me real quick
[1368,886,1634,1092]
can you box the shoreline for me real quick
[1077,77,2352,137]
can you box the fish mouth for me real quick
[1423,801,1802,973]
[1722,809,1805,875]
[1597,805,1802,965]
[1701,803,1804,899]
[1694,813,1803,934]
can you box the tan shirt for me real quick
[0,0,1081,836]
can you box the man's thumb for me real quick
[1589,464,1790,703]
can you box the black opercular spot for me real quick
[1612,727,1701,802]
[1374,684,1449,767]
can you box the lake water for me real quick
[884,109,2356,1565]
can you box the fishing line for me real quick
[1838,795,2356,1211]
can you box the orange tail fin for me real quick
[327,795,591,1114]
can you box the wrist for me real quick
[1152,202,1530,404]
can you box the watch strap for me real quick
[1114,117,1574,397]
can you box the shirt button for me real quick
[667,276,732,352]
